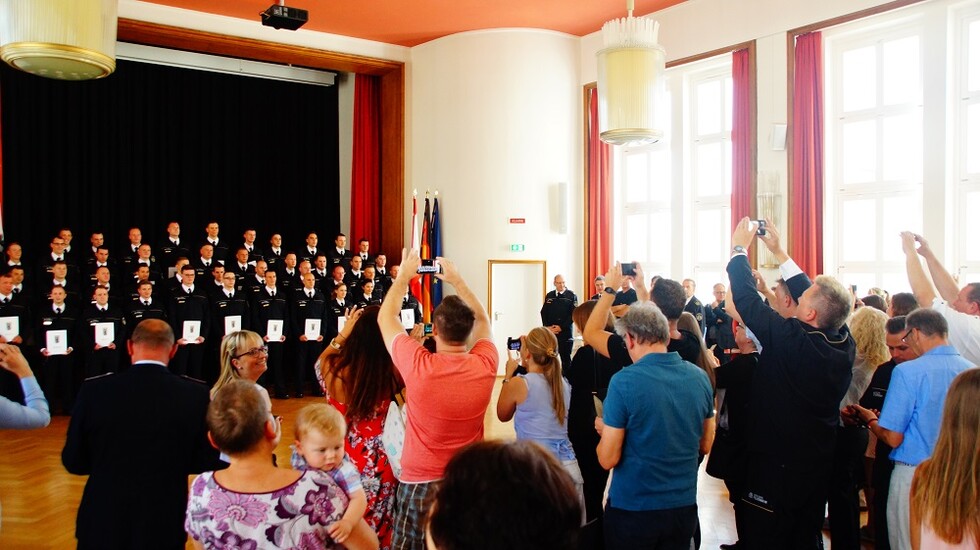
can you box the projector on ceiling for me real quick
[261,4,308,31]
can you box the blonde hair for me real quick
[524,327,567,425]
[849,307,889,368]
[212,330,263,397]
[910,369,980,546]
[294,403,347,441]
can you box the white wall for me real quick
[410,29,582,305]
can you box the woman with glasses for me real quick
[317,305,402,549]
[212,330,269,400]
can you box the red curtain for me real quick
[790,32,824,277]
[731,48,753,234]
[350,74,380,248]
[587,87,612,294]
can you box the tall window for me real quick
[824,1,978,294]
[614,54,733,299]
[956,8,980,284]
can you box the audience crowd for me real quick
[0,219,977,550]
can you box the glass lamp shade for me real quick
[0,0,117,80]
[596,15,665,146]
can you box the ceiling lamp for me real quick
[596,0,665,146]
[0,0,117,80]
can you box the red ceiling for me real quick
[141,0,685,47]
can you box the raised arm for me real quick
[902,232,938,307]
[379,249,419,353]
[757,217,790,265]
[436,257,492,342]
[912,233,959,303]
[584,263,622,358]
[0,345,50,429]
[633,262,649,303]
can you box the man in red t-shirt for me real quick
[379,249,497,550]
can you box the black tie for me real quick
[227,293,233,299]
[271,290,275,297]
[55,307,62,315]
[1,298,8,304]
[13,288,19,294]
[204,261,210,267]
[187,288,192,295]
[307,291,313,298]
[143,301,149,307]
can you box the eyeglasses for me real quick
[901,328,915,343]
[234,346,269,359]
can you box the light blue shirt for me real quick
[879,345,975,465]
[0,376,51,429]
[514,373,575,461]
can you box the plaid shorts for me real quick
[390,481,435,550]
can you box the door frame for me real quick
[487,259,548,321]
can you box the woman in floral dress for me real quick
[317,305,403,549]
[186,379,379,550]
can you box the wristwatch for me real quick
[603,286,617,296]
[732,245,747,255]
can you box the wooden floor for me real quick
[0,380,857,549]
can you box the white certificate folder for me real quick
[46,330,68,355]
[182,320,202,342]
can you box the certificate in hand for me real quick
[183,320,202,343]
[304,319,322,341]
[224,315,242,335]
[94,322,115,347]
[46,330,68,355]
[337,316,346,333]
[400,309,416,330]
[0,316,19,341]
[267,320,284,341]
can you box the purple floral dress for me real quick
[185,470,349,549]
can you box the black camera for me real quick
[756,220,767,236]
[507,337,521,351]
[621,262,636,277]
[417,259,440,274]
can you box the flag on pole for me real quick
[430,193,442,308]
[409,190,421,302]
[420,194,432,322]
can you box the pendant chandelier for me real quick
[596,0,665,146]
[0,0,117,80]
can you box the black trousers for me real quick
[737,456,831,550]
[267,341,286,394]
[171,343,205,379]
[85,348,120,378]
[871,451,894,550]
[604,504,697,550]
[42,354,77,413]
[828,425,868,550]
[294,339,323,394]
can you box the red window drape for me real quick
[587,87,612,294]
[350,74,380,248]
[731,48,753,233]
[790,32,824,277]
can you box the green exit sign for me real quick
[510,244,525,252]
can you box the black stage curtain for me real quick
[0,58,340,262]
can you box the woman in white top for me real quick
[496,326,584,522]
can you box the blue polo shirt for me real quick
[878,345,975,465]
[603,351,713,511]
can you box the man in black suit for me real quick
[252,270,289,398]
[374,254,391,294]
[37,234,80,289]
[265,233,285,274]
[80,286,126,377]
[242,228,263,264]
[157,221,189,272]
[682,278,707,336]
[278,252,299,284]
[355,238,374,267]
[228,247,253,290]
[121,227,143,263]
[8,265,31,307]
[168,265,211,380]
[326,232,352,269]
[62,319,224,550]
[201,221,228,265]
[126,281,167,338]
[87,232,105,260]
[540,274,578,368]
[85,246,117,284]
[300,232,319,265]
[291,272,326,398]
[38,284,80,414]
[191,243,221,278]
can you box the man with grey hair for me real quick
[852,308,974,550]
[728,218,856,549]
[595,301,714,549]
[901,231,980,365]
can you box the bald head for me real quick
[129,319,177,364]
